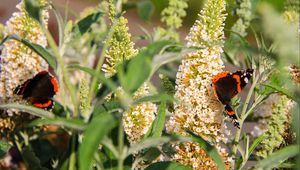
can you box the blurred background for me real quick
[0,0,286,46]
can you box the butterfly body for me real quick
[212,69,254,128]
[14,71,58,110]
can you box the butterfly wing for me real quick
[232,69,254,90]
[14,71,58,109]
[213,74,239,105]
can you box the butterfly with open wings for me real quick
[212,69,254,128]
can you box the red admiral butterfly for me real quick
[212,69,254,128]
[14,71,59,110]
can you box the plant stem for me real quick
[118,121,124,170]
[87,19,118,107]
[69,134,77,170]
[232,73,260,168]
[42,27,79,117]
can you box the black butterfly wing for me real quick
[14,71,57,109]
[214,75,239,105]
[232,69,253,90]
[21,71,56,99]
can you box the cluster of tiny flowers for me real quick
[100,6,156,143]
[166,0,231,169]
[253,94,294,158]
[186,0,226,48]
[102,16,138,77]
[161,0,188,29]
[123,83,157,143]
[231,0,252,37]
[0,0,49,113]
[154,0,188,41]
[79,79,90,121]
[283,0,299,31]
[0,117,15,136]
[289,65,300,84]
[172,142,231,170]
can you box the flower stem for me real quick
[118,121,124,170]
[87,19,118,107]
[42,26,79,117]
[232,73,259,168]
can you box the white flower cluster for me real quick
[166,48,227,143]
[165,0,231,168]
[0,1,49,111]
[123,83,157,143]
[186,0,226,48]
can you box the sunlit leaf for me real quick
[0,103,55,118]
[118,41,172,94]
[143,102,166,139]
[262,83,295,101]
[133,94,175,106]
[79,112,118,170]
[51,6,65,47]
[29,117,87,131]
[1,35,57,69]
[144,161,192,170]
[68,64,118,93]
[256,145,299,170]
[248,135,266,157]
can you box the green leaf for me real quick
[29,117,87,131]
[127,135,189,157]
[144,161,192,170]
[248,135,266,157]
[140,147,161,163]
[73,11,103,35]
[187,131,226,170]
[144,102,167,139]
[0,103,55,118]
[118,53,151,94]
[118,41,172,93]
[0,141,11,158]
[68,64,118,93]
[24,0,41,22]
[137,1,154,21]
[93,100,122,115]
[1,35,57,70]
[133,93,175,106]
[22,146,48,170]
[51,6,65,47]
[79,112,118,170]
[262,83,295,100]
[151,48,193,76]
[256,145,299,170]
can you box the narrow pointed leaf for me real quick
[79,112,118,170]
[0,103,55,118]
[29,117,87,131]
[256,145,299,170]
[145,161,192,170]
[1,35,57,69]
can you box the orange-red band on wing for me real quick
[212,71,231,84]
[232,74,241,93]
[51,78,59,93]
[226,110,236,116]
[33,100,53,108]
